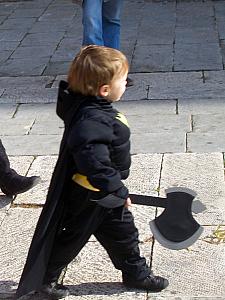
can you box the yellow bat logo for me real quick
[116,112,129,128]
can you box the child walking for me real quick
[16,45,168,299]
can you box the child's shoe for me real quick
[0,173,40,196]
[40,282,70,299]
[123,273,169,292]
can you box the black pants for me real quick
[0,139,10,177]
[44,183,150,283]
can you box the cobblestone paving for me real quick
[0,0,225,299]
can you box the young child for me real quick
[0,139,40,196]
[16,45,168,299]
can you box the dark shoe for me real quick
[0,174,40,196]
[123,273,169,292]
[126,77,134,87]
[40,282,70,299]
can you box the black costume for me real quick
[16,81,150,298]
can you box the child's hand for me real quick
[125,197,132,209]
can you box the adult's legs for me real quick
[82,0,104,46]
[0,139,40,196]
[102,0,123,49]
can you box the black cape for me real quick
[16,81,87,298]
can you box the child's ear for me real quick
[99,85,110,97]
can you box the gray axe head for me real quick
[150,187,204,250]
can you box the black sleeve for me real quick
[67,118,128,197]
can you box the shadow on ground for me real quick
[1,281,139,299]
[0,195,13,208]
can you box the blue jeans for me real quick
[82,0,123,49]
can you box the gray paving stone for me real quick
[0,50,13,63]
[0,30,27,42]
[39,10,75,22]
[176,15,215,28]
[0,17,36,30]
[147,296,224,300]
[0,4,15,16]
[131,45,173,73]
[0,208,41,295]
[137,25,175,45]
[20,32,65,46]
[14,0,52,9]
[58,37,82,48]
[214,1,225,17]
[160,153,225,224]
[0,209,7,225]
[174,43,223,71]
[1,87,58,103]
[8,155,35,178]
[221,40,225,66]
[204,70,225,84]
[128,114,191,134]
[192,114,225,132]
[0,58,49,76]
[178,99,225,115]
[144,71,204,87]
[151,83,225,100]
[151,153,225,297]
[114,100,177,115]
[176,1,214,17]
[0,89,4,97]
[0,134,62,155]
[125,153,162,195]
[141,2,176,22]
[149,297,225,300]
[10,45,56,59]
[152,225,225,298]
[0,41,20,51]
[9,8,45,18]
[0,15,6,23]
[30,120,64,135]
[0,119,35,135]
[120,30,138,44]
[43,61,71,76]
[0,76,55,89]
[15,103,58,121]
[217,18,225,39]
[28,20,70,33]
[175,28,218,44]
[50,48,80,62]
[187,132,225,153]
[131,132,186,154]
[65,29,83,40]
[122,82,148,101]
[15,155,57,205]
[134,72,204,100]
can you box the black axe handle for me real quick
[129,193,167,208]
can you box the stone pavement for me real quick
[0,0,225,299]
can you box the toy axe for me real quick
[91,187,206,250]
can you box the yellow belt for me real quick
[72,173,100,191]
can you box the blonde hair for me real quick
[67,45,129,96]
